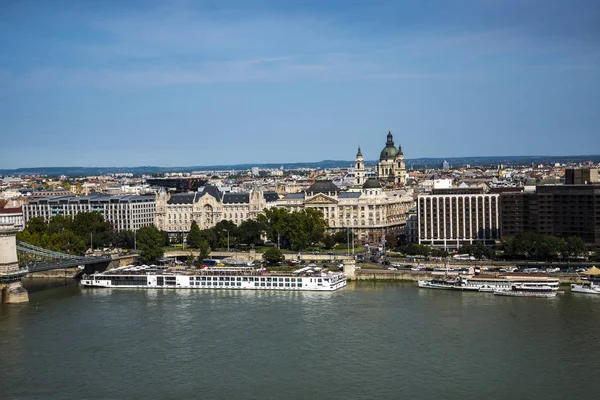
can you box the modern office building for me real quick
[154,186,279,234]
[22,195,156,231]
[565,168,599,185]
[417,188,500,248]
[500,185,600,247]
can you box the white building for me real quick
[22,195,156,232]
[417,188,500,249]
[277,179,414,243]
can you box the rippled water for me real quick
[1,280,599,399]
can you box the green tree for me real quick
[186,252,195,267]
[48,215,73,235]
[333,230,348,244]
[323,235,335,250]
[564,236,587,259]
[26,217,48,235]
[263,247,285,265]
[72,212,113,248]
[197,239,210,261]
[113,230,135,249]
[186,221,202,248]
[237,219,265,246]
[137,226,165,263]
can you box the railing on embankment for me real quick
[164,250,354,263]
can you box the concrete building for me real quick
[22,195,156,232]
[417,188,500,248]
[377,131,407,186]
[155,186,279,235]
[565,168,599,185]
[0,208,24,231]
[500,185,600,247]
[277,179,414,243]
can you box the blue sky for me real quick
[1,0,599,168]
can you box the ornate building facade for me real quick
[155,186,279,234]
[277,179,414,243]
[377,131,406,186]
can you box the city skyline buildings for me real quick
[1,0,600,169]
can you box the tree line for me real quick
[388,233,592,262]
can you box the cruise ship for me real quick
[81,265,347,291]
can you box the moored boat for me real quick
[494,282,557,298]
[572,266,600,295]
[81,265,347,292]
[570,284,600,295]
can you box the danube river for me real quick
[1,280,599,399]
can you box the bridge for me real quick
[1,223,137,303]
[16,241,113,273]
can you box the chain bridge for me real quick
[1,223,138,303]
[16,241,112,273]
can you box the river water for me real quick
[1,280,599,400]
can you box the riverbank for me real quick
[346,266,584,284]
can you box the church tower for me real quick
[354,146,365,186]
[394,144,407,185]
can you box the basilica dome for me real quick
[379,131,398,160]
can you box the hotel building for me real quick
[417,188,500,248]
[22,195,156,232]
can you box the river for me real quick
[1,280,599,399]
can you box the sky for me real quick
[1,0,599,168]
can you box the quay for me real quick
[343,263,586,284]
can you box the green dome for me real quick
[379,131,398,160]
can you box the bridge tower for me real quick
[0,224,29,303]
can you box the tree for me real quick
[137,226,165,263]
[48,215,73,235]
[237,219,265,246]
[71,212,113,248]
[263,247,285,265]
[333,230,348,244]
[113,230,135,249]
[564,236,587,259]
[186,221,202,248]
[26,217,48,235]
[197,240,210,261]
[186,252,195,267]
[323,235,335,250]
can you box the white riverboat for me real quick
[494,282,557,298]
[419,274,559,294]
[81,265,347,292]
[418,276,479,291]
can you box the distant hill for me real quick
[1,155,599,177]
